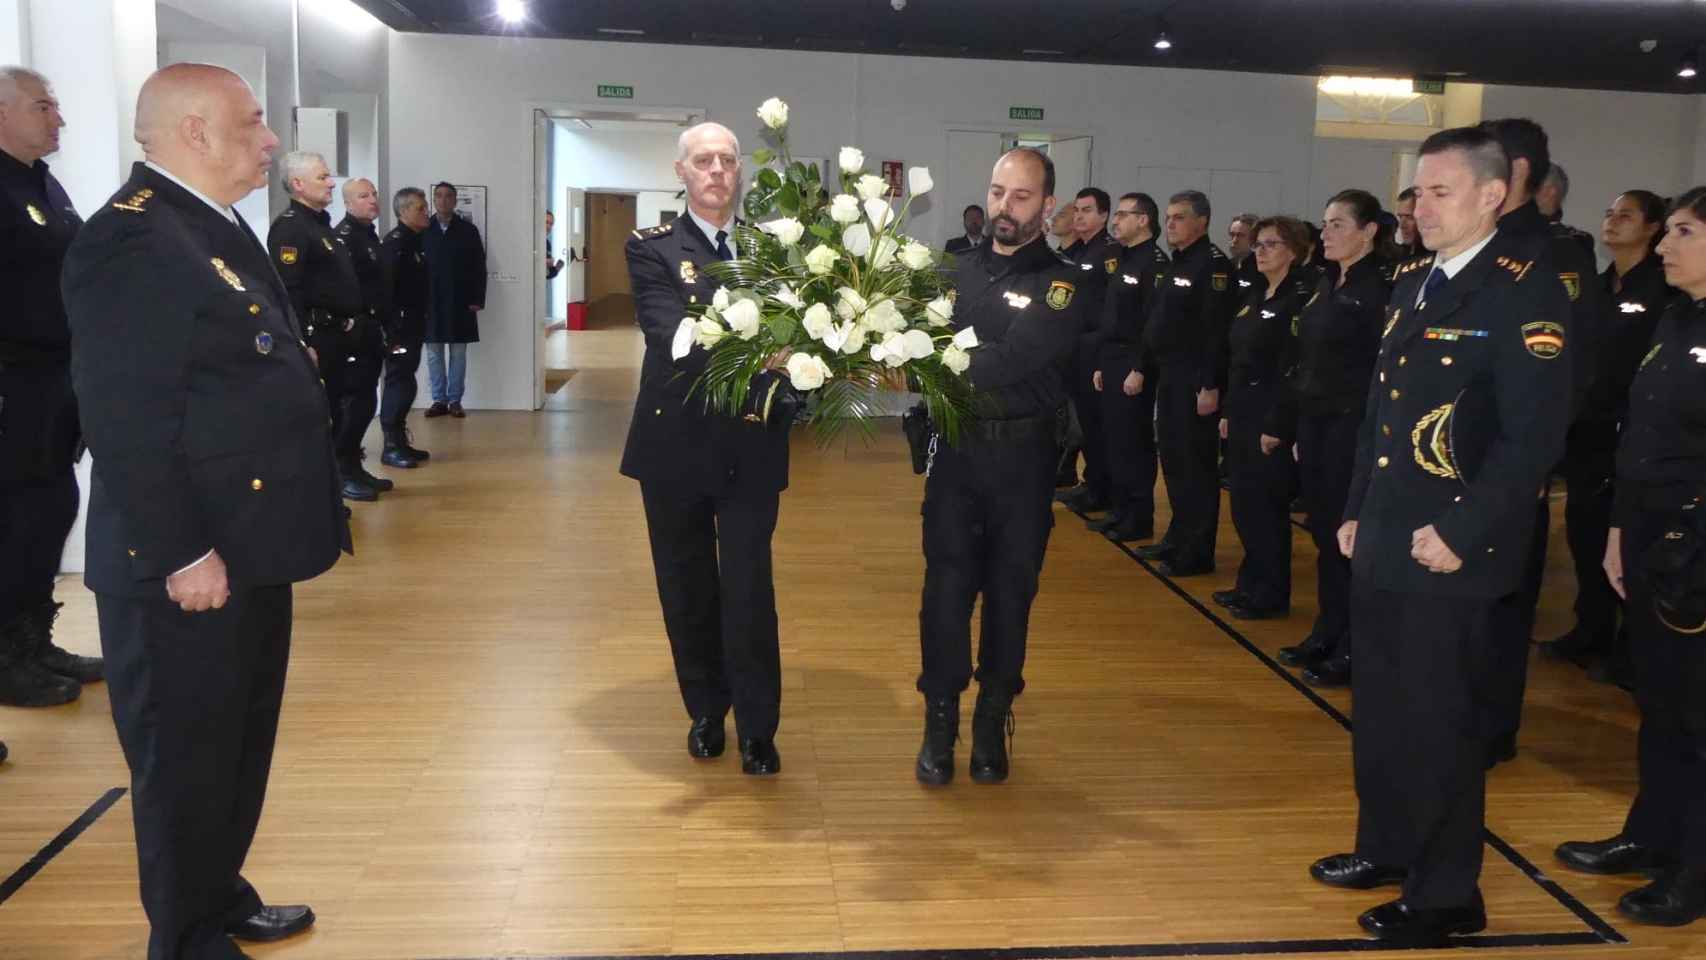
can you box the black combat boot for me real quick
[0,614,80,707]
[340,459,378,502]
[354,449,394,492]
[969,686,1015,784]
[24,601,103,684]
[915,695,959,785]
[381,428,421,469]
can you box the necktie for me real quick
[1420,266,1447,307]
[715,229,733,262]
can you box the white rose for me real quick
[804,244,839,276]
[785,352,831,391]
[761,217,804,246]
[842,223,872,258]
[864,198,894,231]
[925,296,955,327]
[671,317,696,360]
[871,332,909,368]
[835,286,868,322]
[757,97,789,130]
[897,242,934,271]
[951,326,980,350]
[771,283,805,310]
[908,166,934,196]
[825,320,867,355]
[829,194,862,224]
[900,328,936,361]
[855,174,888,202]
[712,287,731,311]
[863,298,905,333]
[941,344,971,374]
[838,146,865,175]
[694,317,726,351]
[722,299,762,340]
[802,302,835,340]
[870,236,899,270]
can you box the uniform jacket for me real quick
[267,199,363,347]
[336,215,388,320]
[422,213,487,344]
[1344,236,1572,597]
[0,149,82,484]
[380,224,430,343]
[619,216,791,497]
[1136,234,1237,392]
[1095,237,1169,379]
[62,163,348,597]
[949,237,1088,422]
[1062,233,1119,358]
[1500,201,1603,419]
[1225,264,1314,420]
[1267,254,1392,441]
[1614,297,1706,523]
[1593,253,1675,428]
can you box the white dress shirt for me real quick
[1415,229,1498,308]
[688,208,737,259]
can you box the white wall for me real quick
[547,122,685,316]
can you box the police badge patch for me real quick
[1046,280,1075,310]
[1521,320,1566,359]
[1104,257,1118,274]
[1212,273,1229,292]
[1558,272,1581,302]
[278,246,298,265]
[680,261,699,285]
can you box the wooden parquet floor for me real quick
[1,330,1700,959]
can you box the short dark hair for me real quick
[432,181,458,198]
[1001,147,1055,197]
[393,186,426,218]
[1075,187,1110,215]
[1326,188,1397,257]
[1396,186,1417,203]
[1120,191,1159,229]
[962,204,984,216]
[1621,189,1668,227]
[1478,118,1550,197]
[1231,212,1259,230]
[1668,186,1706,227]
[1252,216,1311,261]
[1168,190,1211,222]
[1543,163,1569,201]
[1418,126,1509,187]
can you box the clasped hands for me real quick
[1333,521,1463,574]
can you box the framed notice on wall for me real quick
[453,184,488,241]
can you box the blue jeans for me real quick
[424,342,467,404]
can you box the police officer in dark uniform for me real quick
[378,186,432,467]
[1217,216,1313,620]
[1057,187,1118,514]
[916,146,1086,786]
[0,65,101,709]
[1132,190,1236,577]
[1554,188,1706,927]
[63,62,348,959]
[267,150,374,502]
[1477,118,1605,763]
[1267,190,1393,685]
[1543,190,1672,675]
[623,122,792,777]
[1310,127,1571,944]
[1088,192,1168,543]
[333,177,392,488]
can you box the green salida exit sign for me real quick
[597,84,634,99]
[1010,106,1044,121]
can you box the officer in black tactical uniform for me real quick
[1132,190,1237,577]
[268,151,375,502]
[1310,127,1571,945]
[378,186,432,467]
[0,65,102,710]
[1056,187,1118,515]
[333,177,393,489]
[1089,191,1168,543]
[915,147,1087,787]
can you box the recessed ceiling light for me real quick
[598,27,645,35]
[1153,21,1173,52]
[497,0,526,23]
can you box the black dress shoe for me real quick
[1539,629,1607,667]
[1156,559,1213,577]
[740,738,780,776]
[1358,893,1486,944]
[1211,589,1248,608]
[341,477,379,502]
[1103,517,1154,543]
[1228,602,1289,621]
[915,696,959,785]
[227,904,315,942]
[381,446,421,469]
[1133,542,1175,561]
[1303,654,1351,688]
[1619,868,1706,926]
[1278,635,1332,667]
[424,401,449,418]
[1556,836,1676,876]
[1309,853,1407,889]
[687,716,725,759]
[1059,486,1110,513]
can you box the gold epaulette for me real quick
[1493,255,1534,282]
[111,187,154,214]
[1394,254,1436,278]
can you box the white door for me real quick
[1049,135,1093,209]
[944,130,1003,247]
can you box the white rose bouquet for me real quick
[671,97,975,444]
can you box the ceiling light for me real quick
[1152,29,1172,51]
[1318,75,1415,97]
[1681,53,1699,79]
[598,27,645,35]
[497,0,526,23]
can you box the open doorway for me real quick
[585,192,637,329]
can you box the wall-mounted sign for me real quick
[1009,106,1044,121]
[1413,78,1446,95]
[597,84,635,99]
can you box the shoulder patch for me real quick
[1397,255,1436,277]
[278,246,299,265]
[1212,273,1229,292]
[337,223,351,235]
[282,208,296,218]
[1493,255,1535,284]
[110,187,154,214]
[1105,257,1119,274]
[1557,271,1580,301]
[1521,320,1566,359]
[1046,280,1075,310]
[633,222,674,241]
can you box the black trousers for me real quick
[1225,381,1295,609]
[918,425,1056,700]
[98,584,292,960]
[1297,408,1360,656]
[1482,497,1547,747]
[1069,348,1109,499]
[1154,368,1220,566]
[380,334,424,438]
[1563,419,1620,647]
[1352,585,1495,909]
[639,482,781,741]
[0,469,78,626]
[333,322,385,463]
[1620,508,1706,869]
[1098,359,1157,527]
